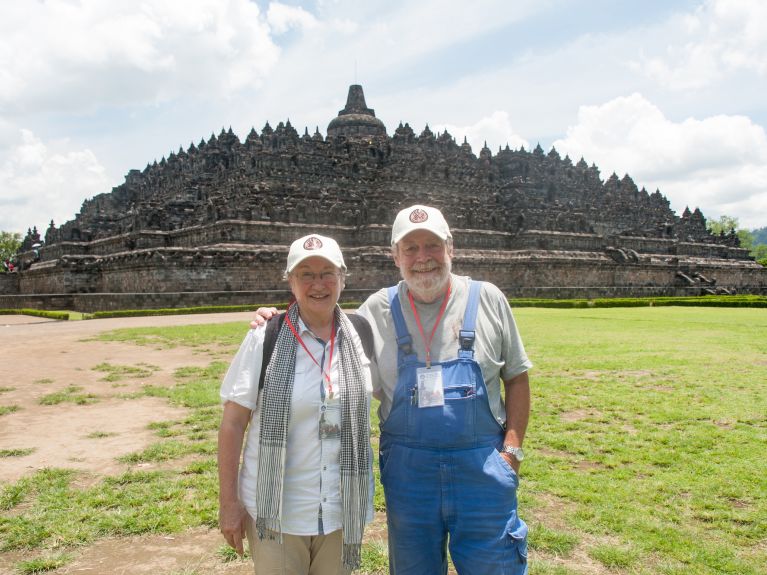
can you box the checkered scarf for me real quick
[254,303,371,569]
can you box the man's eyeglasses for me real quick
[294,271,341,284]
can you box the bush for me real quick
[4,295,766,321]
[507,299,591,308]
[89,303,289,319]
[508,295,767,309]
[0,308,70,320]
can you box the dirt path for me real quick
[0,312,260,575]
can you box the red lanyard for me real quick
[283,305,336,392]
[407,281,451,368]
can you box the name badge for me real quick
[319,397,341,439]
[416,365,444,408]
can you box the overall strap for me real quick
[388,285,416,362]
[458,280,482,359]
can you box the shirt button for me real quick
[323,497,327,502]
[321,405,326,412]
[323,466,327,471]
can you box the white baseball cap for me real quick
[286,234,346,273]
[391,205,452,246]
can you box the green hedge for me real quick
[89,303,290,319]
[0,308,71,320]
[3,295,765,321]
[92,301,366,317]
[508,295,767,308]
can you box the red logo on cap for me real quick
[303,236,323,250]
[409,208,429,223]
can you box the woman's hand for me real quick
[219,497,248,556]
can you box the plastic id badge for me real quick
[417,365,444,408]
[319,398,341,439]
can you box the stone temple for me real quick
[2,85,766,311]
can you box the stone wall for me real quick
[7,237,763,312]
[0,282,744,314]
[0,273,19,297]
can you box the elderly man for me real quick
[255,205,531,574]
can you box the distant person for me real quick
[218,234,375,574]
[254,205,532,574]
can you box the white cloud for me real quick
[257,0,548,100]
[0,0,280,113]
[0,130,110,235]
[267,3,318,35]
[553,93,767,229]
[0,117,16,151]
[670,163,767,229]
[436,111,529,155]
[635,0,767,90]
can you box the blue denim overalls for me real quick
[379,280,528,575]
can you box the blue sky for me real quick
[1,0,766,236]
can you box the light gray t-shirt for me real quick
[357,274,532,423]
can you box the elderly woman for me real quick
[218,234,374,574]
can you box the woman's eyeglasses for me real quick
[295,271,341,284]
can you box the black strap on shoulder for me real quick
[257,312,374,390]
[258,313,286,390]
[347,313,374,360]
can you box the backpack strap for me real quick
[258,313,286,390]
[347,313,374,360]
[258,311,375,390]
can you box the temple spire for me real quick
[339,84,375,116]
[327,84,387,139]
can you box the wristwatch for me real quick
[502,445,525,462]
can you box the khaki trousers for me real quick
[245,517,351,575]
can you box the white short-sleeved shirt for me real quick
[357,275,532,423]
[220,316,374,535]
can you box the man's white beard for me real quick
[403,258,452,302]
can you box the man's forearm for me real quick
[503,371,530,447]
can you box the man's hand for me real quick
[500,451,521,474]
[219,498,248,556]
[250,306,279,329]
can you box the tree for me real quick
[739,229,755,251]
[752,226,767,245]
[749,226,767,266]
[753,243,767,267]
[0,231,21,269]
[706,215,767,265]
[707,215,740,235]
[707,215,754,250]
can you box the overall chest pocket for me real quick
[406,362,478,448]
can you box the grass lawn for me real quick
[514,306,767,574]
[2,307,765,574]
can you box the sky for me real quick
[1,0,766,238]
